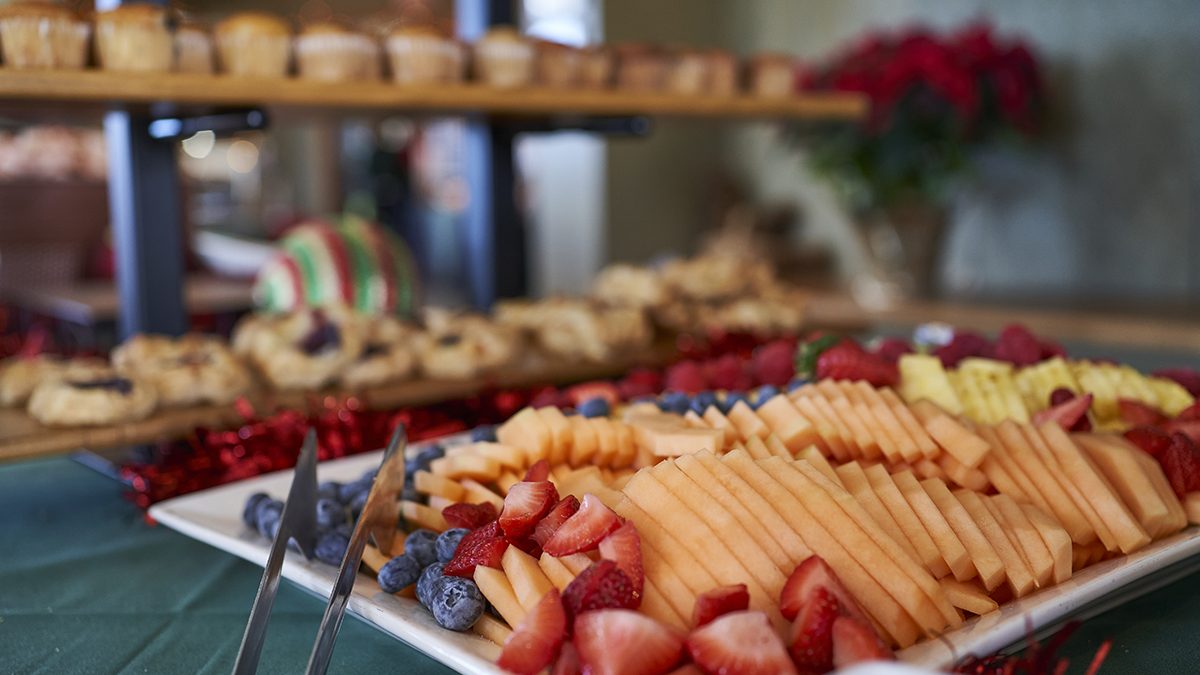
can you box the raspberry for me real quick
[933,331,991,368]
[993,324,1043,366]
[705,354,752,391]
[751,340,796,387]
[664,361,707,394]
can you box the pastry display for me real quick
[578,45,613,89]
[472,26,535,88]
[706,49,739,96]
[385,25,463,85]
[295,21,381,82]
[111,333,252,407]
[416,311,522,380]
[94,3,173,73]
[214,11,292,78]
[234,306,365,390]
[0,1,89,70]
[748,52,797,98]
[533,40,581,88]
[174,21,214,74]
[0,354,95,406]
[340,314,420,389]
[496,298,652,363]
[27,366,156,427]
[614,44,666,91]
[664,49,707,95]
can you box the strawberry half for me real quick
[562,560,638,622]
[1125,425,1173,459]
[815,340,898,388]
[574,609,685,675]
[1166,419,1200,445]
[1117,399,1167,427]
[691,584,749,628]
[500,481,559,539]
[532,495,581,548]
[1161,432,1200,498]
[443,521,508,577]
[543,493,622,556]
[1177,403,1200,422]
[551,642,581,675]
[780,557,870,626]
[498,589,568,675]
[598,521,644,600]
[831,616,894,668]
[442,502,498,530]
[524,459,551,482]
[686,610,798,675]
[786,587,838,672]
[1032,392,1093,432]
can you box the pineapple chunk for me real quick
[899,354,963,416]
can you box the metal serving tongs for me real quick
[232,424,408,675]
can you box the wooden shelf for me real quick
[0,68,866,120]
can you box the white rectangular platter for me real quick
[151,444,1200,674]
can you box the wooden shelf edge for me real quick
[0,68,867,120]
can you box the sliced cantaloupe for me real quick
[502,545,555,611]
[892,469,973,582]
[863,463,949,579]
[986,494,1055,589]
[920,477,1005,592]
[954,489,1034,598]
[995,421,1096,546]
[474,565,526,628]
[754,395,819,452]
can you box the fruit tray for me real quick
[151,441,1200,674]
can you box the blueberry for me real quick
[787,378,809,393]
[377,553,423,593]
[349,490,370,519]
[430,576,485,631]
[255,500,283,539]
[417,562,446,607]
[754,385,781,409]
[334,523,354,538]
[316,498,346,530]
[401,486,424,504]
[315,531,349,565]
[661,391,690,415]
[578,397,611,419]
[317,481,341,502]
[243,492,270,529]
[470,425,497,443]
[405,529,440,567]
[338,478,372,505]
[265,517,282,541]
[721,392,749,414]
[417,445,445,465]
[688,390,717,415]
[436,528,470,563]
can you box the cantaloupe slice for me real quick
[843,381,903,463]
[911,458,948,482]
[764,434,794,459]
[495,470,521,496]
[879,388,940,459]
[502,546,555,610]
[986,494,1055,589]
[640,580,689,631]
[994,421,1095,546]
[1072,541,1108,571]
[831,396,883,460]
[589,417,619,468]
[1075,434,1172,539]
[909,399,990,469]
[568,414,599,466]
[863,463,949,578]
[613,497,713,624]
[743,435,773,460]
[1018,424,1118,551]
[401,500,449,532]
[954,489,1034,597]
[701,407,738,449]
[920,477,1005,592]
[536,406,574,466]
[610,421,638,469]
[892,469,973,582]
[610,495,720,596]
[427,495,454,511]
[835,461,923,566]
[754,395,819,452]
[628,411,724,458]
[791,395,850,461]
[474,565,526,627]
[448,442,528,471]
[798,445,842,487]
[459,479,505,509]
[939,578,998,617]
[1185,493,1200,525]
[430,455,503,482]
[472,613,512,644]
[497,407,552,461]
[936,452,991,492]
[1020,503,1073,585]
[538,552,576,591]
[975,426,1050,515]
[726,400,771,441]
[413,469,466,501]
[1126,446,1189,534]
[808,394,862,459]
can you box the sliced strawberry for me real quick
[511,536,544,559]
[498,588,567,675]
[500,480,559,539]
[779,557,870,626]
[665,666,703,675]
[831,616,894,668]
[1032,392,1093,432]
[786,587,838,672]
[532,495,581,548]
[1177,403,1200,421]
[993,324,1043,367]
[1161,433,1200,498]
[1125,425,1173,459]
[443,521,508,577]
[543,493,622,556]
[566,381,620,408]
[1165,419,1200,445]
[691,584,749,627]
[815,340,898,388]
[1117,399,1167,427]
[551,642,581,675]
[574,609,685,675]
[442,502,498,530]
[1048,387,1076,406]
[686,611,797,675]
[598,521,644,600]
[562,560,638,621]
[524,459,551,482]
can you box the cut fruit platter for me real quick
[152,324,1200,674]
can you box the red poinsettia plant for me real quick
[792,22,1046,212]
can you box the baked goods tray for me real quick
[150,446,1200,673]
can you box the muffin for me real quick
[706,50,739,96]
[94,3,173,73]
[0,1,89,69]
[174,21,214,74]
[578,45,613,89]
[615,44,666,92]
[214,11,291,78]
[664,49,707,95]
[534,39,581,88]
[295,20,381,82]
[749,53,796,98]
[385,25,460,85]
[472,26,534,88]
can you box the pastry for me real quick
[706,49,739,96]
[590,263,668,311]
[253,218,419,317]
[748,52,796,98]
[385,25,463,85]
[295,20,381,82]
[471,26,533,88]
[214,11,291,78]
[27,367,157,427]
[112,333,252,406]
[238,306,365,391]
[661,254,770,302]
[664,49,707,95]
[0,354,105,407]
[702,292,806,336]
[0,1,89,69]
[615,44,666,91]
[416,312,520,380]
[94,3,173,73]
[340,315,420,389]
[174,21,214,74]
[534,39,580,88]
[578,45,613,89]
